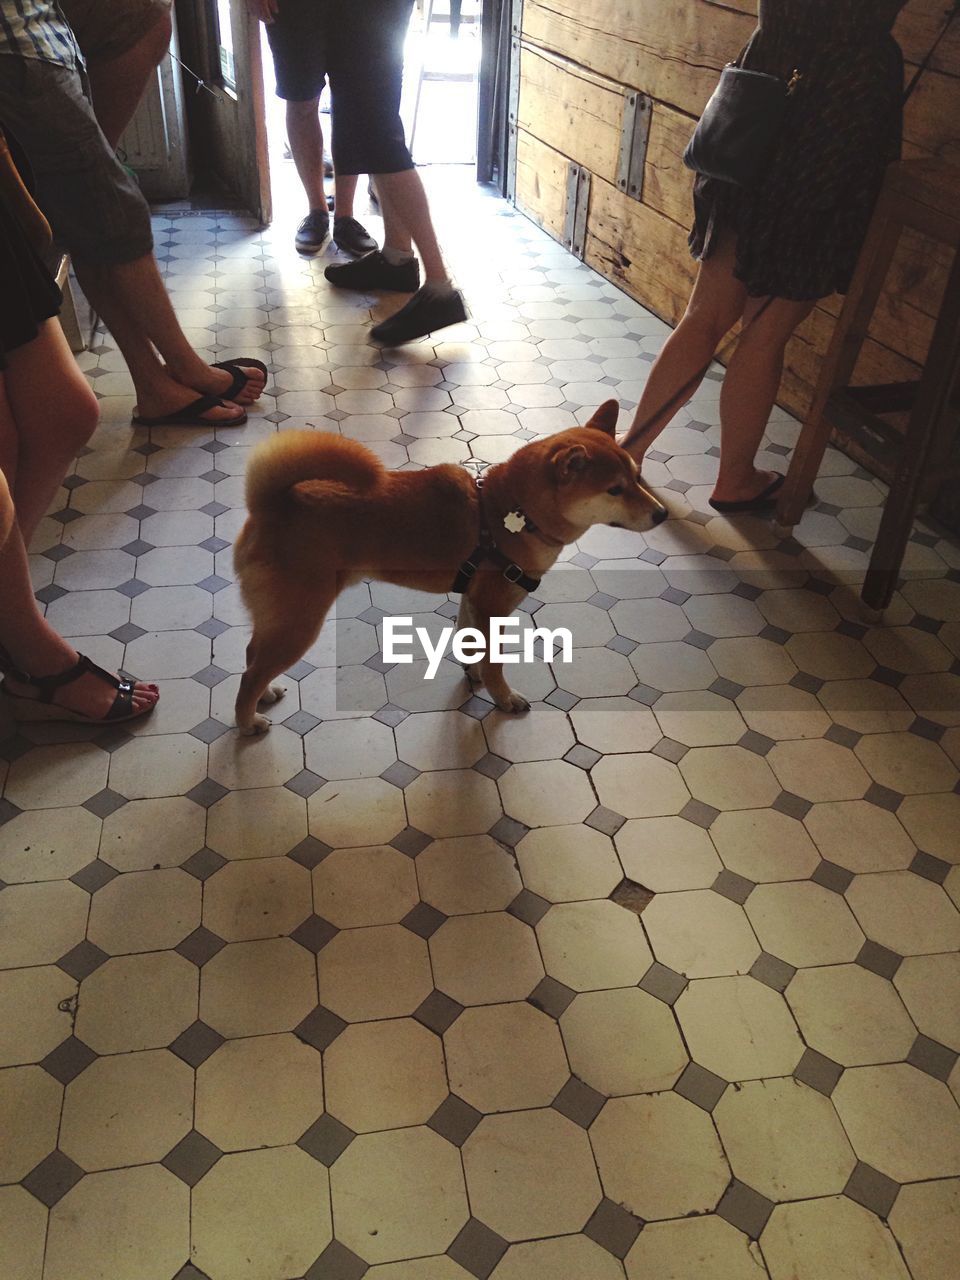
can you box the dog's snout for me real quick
[652,506,668,526]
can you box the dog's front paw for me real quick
[497,690,530,714]
[238,712,272,736]
[258,684,286,706]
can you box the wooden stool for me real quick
[777,159,960,611]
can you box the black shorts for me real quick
[265,0,415,176]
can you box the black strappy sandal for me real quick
[0,652,158,725]
[211,358,269,402]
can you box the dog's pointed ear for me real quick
[553,442,590,484]
[585,400,619,437]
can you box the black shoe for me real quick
[324,249,420,292]
[371,286,468,345]
[295,209,330,254]
[333,216,378,257]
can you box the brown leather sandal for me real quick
[0,652,158,724]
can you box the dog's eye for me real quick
[607,484,623,496]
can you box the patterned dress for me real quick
[691,0,906,300]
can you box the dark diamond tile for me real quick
[81,789,128,820]
[285,769,327,798]
[116,578,150,598]
[191,664,230,688]
[447,1218,509,1280]
[545,688,579,711]
[172,1265,211,1280]
[843,1161,900,1219]
[871,665,905,689]
[856,939,903,980]
[94,725,133,755]
[199,469,228,486]
[680,798,719,829]
[790,671,825,694]
[909,716,945,742]
[109,621,147,644]
[651,737,688,763]
[40,1036,96,1085]
[527,975,576,1020]
[749,952,796,993]
[909,850,951,883]
[716,1180,775,1239]
[606,635,637,656]
[563,743,601,770]
[162,1130,222,1186]
[583,1197,643,1260]
[414,989,464,1034]
[584,805,625,837]
[794,1047,844,1097]
[610,878,654,916]
[488,815,529,848]
[200,501,229,518]
[674,1061,728,1111]
[21,1150,84,1207]
[189,718,231,744]
[569,551,598,568]
[35,583,68,605]
[199,535,230,554]
[194,617,231,640]
[291,914,339,954]
[283,710,323,736]
[639,547,666,566]
[825,723,861,749]
[402,902,447,939]
[460,695,493,720]
[169,1020,224,1068]
[507,888,551,925]
[120,539,155,558]
[372,703,409,727]
[906,1033,958,1082]
[303,1240,369,1280]
[50,508,83,526]
[738,730,775,757]
[552,1076,605,1128]
[176,927,226,967]
[639,961,687,1006]
[357,606,385,625]
[186,778,229,808]
[286,659,317,681]
[380,760,420,789]
[389,826,432,858]
[712,869,755,904]
[732,582,762,602]
[661,585,691,605]
[474,752,511,780]
[181,847,226,880]
[772,790,812,820]
[684,629,714,650]
[298,1113,355,1166]
[56,940,108,981]
[428,1094,482,1147]
[295,1005,347,1052]
[69,859,119,893]
[811,859,855,894]
[288,836,333,869]
[836,619,868,640]
[588,591,617,611]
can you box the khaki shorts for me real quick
[58,0,173,62]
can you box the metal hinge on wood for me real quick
[563,162,591,260]
[617,92,651,201]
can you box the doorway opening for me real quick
[259,0,486,238]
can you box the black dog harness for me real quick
[451,478,542,595]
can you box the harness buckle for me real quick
[502,563,525,584]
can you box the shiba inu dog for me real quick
[233,400,667,733]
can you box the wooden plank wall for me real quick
[514,0,960,423]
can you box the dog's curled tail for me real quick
[245,429,384,511]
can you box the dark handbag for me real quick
[683,63,801,187]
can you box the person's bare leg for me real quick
[0,320,99,541]
[374,168,447,282]
[333,172,358,219]
[0,365,157,718]
[711,295,815,503]
[84,6,174,149]
[73,254,263,414]
[286,97,327,210]
[620,232,746,464]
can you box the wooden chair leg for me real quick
[777,206,901,527]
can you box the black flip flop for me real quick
[708,473,785,514]
[132,392,247,428]
[212,357,269,402]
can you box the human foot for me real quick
[201,360,267,407]
[134,378,246,426]
[709,470,784,513]
[2,653,159,724]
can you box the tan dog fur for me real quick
[233,400,667,733]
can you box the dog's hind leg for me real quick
[235,600,330,735]
[456,593,483,686]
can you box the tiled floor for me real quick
[2,169,960,1280]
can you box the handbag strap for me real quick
[902,1,958,103]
